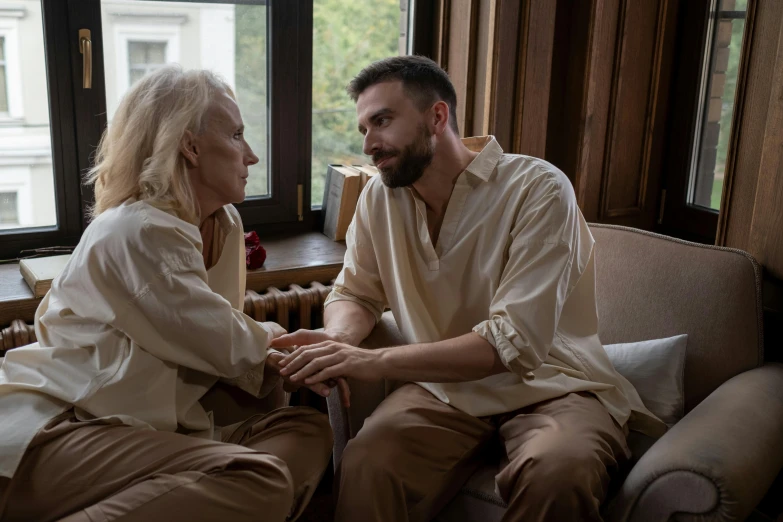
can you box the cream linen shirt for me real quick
[325,136,666,437]
[0,200,276,478]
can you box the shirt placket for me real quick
[413,196,441,271]
[435,174,472,257]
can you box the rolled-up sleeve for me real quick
[472,171,593,376]
[324,186,387,322]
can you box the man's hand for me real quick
[266,350,352,408]
[279,341,385,387]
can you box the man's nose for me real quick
[363,131,380,157]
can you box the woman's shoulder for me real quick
[81,200,202,268]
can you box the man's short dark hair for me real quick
[347,55,459,135]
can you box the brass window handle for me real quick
[79,29,92,89]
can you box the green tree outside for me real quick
[234,0,400,207]
[311,0,401,206]
[235,4,269,198]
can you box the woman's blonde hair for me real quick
[85,65,234,225]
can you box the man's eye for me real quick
[378,118,389,126]
[234,132,243,139]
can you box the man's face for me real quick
[356,81,435,188]
[189,93,259,206]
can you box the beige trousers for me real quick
[335,384,631,522]
[0,406,333,522]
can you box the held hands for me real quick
[270,329,385,408]
[276,339,385,410]
[269,329,354,407]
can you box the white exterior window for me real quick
[128,40,167,84]
[0,14,24,120]
[114,23,180,91]
[0,190,18,226]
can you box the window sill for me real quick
[0,232,346,326]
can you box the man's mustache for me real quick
[373,150,398,164]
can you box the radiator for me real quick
[0,282,335,353]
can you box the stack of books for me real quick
[321,164,378,241]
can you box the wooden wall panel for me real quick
[472,0,497,136]
[729,1,783,280]
[445,0,480,136]
[512,0,556,157]
[602,0,663,218]
[486,0,523,151]
[574,0,620,221]
[483,0,556,156]
[547,0,678,228]
[719,0,781,251]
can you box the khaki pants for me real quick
[0,406,332,522]
[335,384,631,522]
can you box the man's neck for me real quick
[412,135,478,217]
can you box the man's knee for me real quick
[500,435,610,501]
[338,423,403,479]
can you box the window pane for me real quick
[689,0,747,210]
[102,1,269,198]
[128,41,147,66]
[0,191,17,225]
[147,42,167,64]
[0,60,7,114]
[0,0,57,230]
[311,0,409,207]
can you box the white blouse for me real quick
[0,201,274,478]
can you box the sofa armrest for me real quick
[326,311,405,466]
[607,363,783,522]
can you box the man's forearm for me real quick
[377,332,509,383]
[323,300,376,346]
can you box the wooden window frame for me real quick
[0,0,432,258]
[659,0,750,243]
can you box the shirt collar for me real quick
[461,135,503,182]
[214,204,238,235]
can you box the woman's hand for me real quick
[262,321,287,340]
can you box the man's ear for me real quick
[180,130,199,169]
[430,100,451,136]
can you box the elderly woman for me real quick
[0,67,333,522]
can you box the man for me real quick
[273,56,665,521]
[0,66,333,522]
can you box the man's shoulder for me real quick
[496,154,574,199]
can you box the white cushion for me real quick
[603,335,687,426]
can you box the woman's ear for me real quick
[180,130,199,169]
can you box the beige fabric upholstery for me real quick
[606,364,783,521]
[591,225,763,411]
[326,225,783,522]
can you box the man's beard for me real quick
[373,125,434,188]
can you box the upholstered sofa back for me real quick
[590,224,764,413]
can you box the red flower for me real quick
[244,231,267,270]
